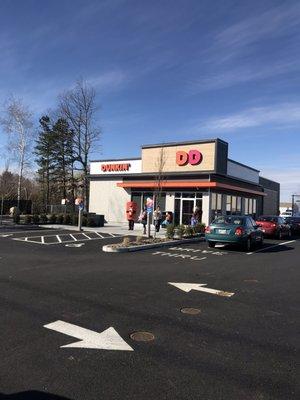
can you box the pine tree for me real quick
[51,118,74,201]
[35,116,56,210]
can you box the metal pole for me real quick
[0,195,4,225]
[78,208,83,231]
[292,194,295,216]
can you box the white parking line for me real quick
[41,236,45,244]
[56,235,62,243]
[247,240,296,255]
[95,232,104,238]
[69,234,78,241]
[82,232,92,239]
[13,232,124,245]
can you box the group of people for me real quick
[126,203,173,234]
[127,202,202,233]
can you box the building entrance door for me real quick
[181,199,194,225]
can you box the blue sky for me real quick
[0,0,299,201]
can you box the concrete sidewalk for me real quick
[40,222,167,238]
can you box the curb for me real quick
[102,236,205,253]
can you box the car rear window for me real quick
[257,216,278,222]
[213,216,244,225]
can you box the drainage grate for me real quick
[181,307,201,315]
[130,331,155,342]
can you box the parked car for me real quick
[205,215,263,251]
[284,217,300,235]
[256,215,291,239]
[280,210,293,218]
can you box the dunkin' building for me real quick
[89,138,279,226]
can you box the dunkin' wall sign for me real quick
[101,163,131,172]
[176,150,203,166]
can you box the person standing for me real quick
[126,205,136,230]
[138,206,148,234]
[154,205,162,232]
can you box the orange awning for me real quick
[117,180,266,196]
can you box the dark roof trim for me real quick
[90,157,141,163]
[228,158,260,172]
[141,138,228,149]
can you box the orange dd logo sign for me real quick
[176,150,203,166]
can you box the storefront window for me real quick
[211,193,222,219]
[226,195,231,214]
[237,197,242,214]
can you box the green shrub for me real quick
[87,217,97,227]
[72,214,78,226]
[32,214,40,224]
[82,216,88,227]
[24,215,32,224]
[166,224,175,239]
[40,214,48,223]
[176,224,185,239]
[56,214,64,224]
[184,225,194,237]
[63,214,71,225]
[49,214,57,224]
[193,223,205,234]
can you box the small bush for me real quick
[166,224,175,239]
[194,223,205,234]
[32,214,40,224]
[184,225,194,237]
[24,215,32,224]
[87,217,97,227]
[176,224,185,239]
[56,214,64,224]
[40,214,48,224]
[81,216,87,227]
[135,236,144,244]
[122,236,131,246]
[49,214,57,224]
[72,214,78,226]
[63,214,71,225]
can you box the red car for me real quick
[256,216,291,239]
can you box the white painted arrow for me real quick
[44,320,133,351]
[168,282,234,297]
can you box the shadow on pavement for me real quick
[0,391,72,400]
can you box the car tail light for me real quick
[235,226,244,236]
[205,226,211,233]
[271,223,277,227]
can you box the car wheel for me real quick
[208,241,215,248]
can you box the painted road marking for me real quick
[65,243,85,247]
[0,234,13,237]
[13,232,123,245]
[169,246,227,256]
[44,320,133,351]
[247,240,296,255]
[168,282,235,297]
[152,251,207,261]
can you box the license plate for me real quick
[218,229,228,234]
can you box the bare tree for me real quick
[152,147,167,238]
[0,97,34,208]
[59,79,101,210]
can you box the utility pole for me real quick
[0,195,4,225]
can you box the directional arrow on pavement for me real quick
[168,282,235,297]
[44,320,134,351]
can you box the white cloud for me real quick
[215,3,300,61]
[259,168,300,202]
[201,103,300,131]
[88,70,128,92]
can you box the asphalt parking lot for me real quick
[0,227,299,399]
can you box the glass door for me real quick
[181,199,194,225]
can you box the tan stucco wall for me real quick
[142,142,216,173]
[89,179,130,223]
